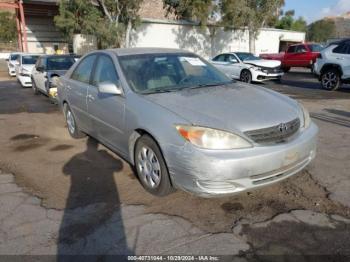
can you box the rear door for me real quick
[332,42,350,79]
[66,54,97,134]
[87,54,126,153]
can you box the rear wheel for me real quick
[240,70,252,83]
[63,103,85,139]
[321,68,341,91]
[134,135,174,196]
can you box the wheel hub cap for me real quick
[137,146,161,188]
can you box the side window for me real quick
[287,46,296,53]
[333,43,350,54]
[36,58,42,68]
[213,55,226,62]
[92,55,119,87]
[71,55,96,84]
[227,54,238,63]
[295,45,307,53]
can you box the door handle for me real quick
[336,57,344,60]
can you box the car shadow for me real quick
[57,137,133,260]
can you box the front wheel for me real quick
[134,135,174,196]
[282,67,291,73]
[63,104,85,139]
[240,70,252,83]
[321,69,341,91]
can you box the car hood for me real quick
[244,59,281,68]
[144,83,300,133]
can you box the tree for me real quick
[220,0,285,53]
[54,0,102,39]
[96,0,143,48]
[307,19,336,42]
[54,0,143,48]
[275,9,307,32]
[0,11,16,43]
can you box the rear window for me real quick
[22,55,39,65]
[47,57,75,70]
[10,54,19,61]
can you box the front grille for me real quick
[262,66,283,74]
[244,118,300,144]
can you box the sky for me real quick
[284,0,350,24]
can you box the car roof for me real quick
[108,47,192,56]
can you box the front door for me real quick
[67,54,97,134]
[32,57,47,92]
[87,54,127,154]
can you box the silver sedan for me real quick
[58,48,318,197]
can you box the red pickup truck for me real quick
[260,43,323,72]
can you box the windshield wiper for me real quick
[188,81,233,90]
[141,87,180,95]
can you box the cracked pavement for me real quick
[0,69,350,258]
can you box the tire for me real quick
[321,68,341,91]
[240,70,252,83]
[134,135,175,196]
[63,103,85,139]
[282,67,291,73]
[32,79,39,95]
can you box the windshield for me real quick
[10,54,19,61]
[118,53,231,94]
[307,44,323,52]
[236,52,261,61]
[22,55,39,65]
[47,57,75,70]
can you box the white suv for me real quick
[314,39,350,90]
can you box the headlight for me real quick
[300,103,311,129]
[253,66,263,71]
[175,125,252,150]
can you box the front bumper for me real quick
[17,75,32,87]
[164,122,318,197]
[252,70,284,82]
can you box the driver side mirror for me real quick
[5,58,9,62]
[98,81,123,95]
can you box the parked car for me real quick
[6,52,21,77]
[314,38,350,91]
[15,53,40,87]
[32,55,76,98]
[58,48,318,197]
[260,43,323,73]
[211,52,283,83]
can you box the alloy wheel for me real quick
[322,71,338,90]
[241,71,251,83]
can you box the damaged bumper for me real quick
[164,123,318,197]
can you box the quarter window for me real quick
[92,55,119,86]
[71,55,96,84]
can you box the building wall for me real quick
[131,21,306,59]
